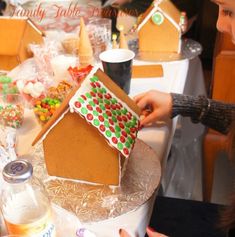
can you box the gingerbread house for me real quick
[137,0,182,56]
[33,68,140,186]
[0,17,44,70]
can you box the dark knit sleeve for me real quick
[171,93,235,134]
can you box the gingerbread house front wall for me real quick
[43,111,121,186]
[138,16,180,53]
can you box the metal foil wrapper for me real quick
[31,139,161,223]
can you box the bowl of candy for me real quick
[0,94,24,128]
[33,97,61,124]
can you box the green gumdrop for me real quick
[152,12,164,25]
[0,76,12,84]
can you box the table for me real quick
[12,54,206,237]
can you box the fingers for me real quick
[133,92,147,104]
[146,227,168,237]
[119,229,131,237]
[140,110,158,126]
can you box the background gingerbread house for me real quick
[0,17,43,70]
[33,68,140,186]
[137,0,182,55]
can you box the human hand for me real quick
[119,227,168,237]
[134,90,172,126]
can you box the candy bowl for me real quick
[33,97,61,124]
[0,94,25,129]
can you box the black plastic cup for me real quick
[99,49,135,94]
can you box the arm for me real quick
[134,91,235,135]
[171,93,235,134]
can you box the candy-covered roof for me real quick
[33,68,140,158]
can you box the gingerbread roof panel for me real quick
[137,0,181,32]
[69,68,140,158]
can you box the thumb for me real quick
[146,227,168,237]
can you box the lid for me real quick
[2,160,33,184]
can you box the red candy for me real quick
[112,137,118,144]
[81,95,87,100]
[117,116,122,122]
[119,123,124,129]
[75,101,81,108]
[87,105,93,111]
[111,104,116,110]
[123,148,129,156]
[93,99,99,105]
[105,93,112,99]
[130,127,136,133]
[105,104,110,110]
[98,93,103,99]
[95,82,101,88]
[99,125,105,132]
[68,65,93,84]
[90,82,96,88]
[120,136,126,143]
[122,131,127,137]
[98,115,104,122]
[109,119,114,125]
[109,126,115,133]
[96,107,102,113]
[122,116,128,122]
[106,111,112,117]
[90,91,96,97]
[87,114,93,121]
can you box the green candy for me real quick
[90,76,98,82]
[78,98,85,104]
[81,107,88,115]
[100,104,105,110]
[118,143,123,150]
[86,92,92,99]
[115,132,121,138]
[93,110,99,116]
[104,99,110,105]
[0,76,12,84]
[101,88,107,94]
[152,12,164,25]
[115,125,121,132]
[105,130,112,138]
[116,110,121,116]
[92,88,97,93]
[125,128,130,134]
[104,120,109,128]
[98,98,103,103]
[125,141,131,148]
[111,98,117,104]
[112,116,117,122]
[103,113,108,119]
[93,119,100,126]
[89,101,95,107]
[112,110,117,116]
[122,108,128,115]
[128,137,133,144]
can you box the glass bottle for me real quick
[0,159,56,237]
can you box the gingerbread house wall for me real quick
[138,16,180,53]
[43,111,121,186]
